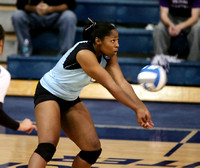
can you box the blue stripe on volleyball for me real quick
[154,69,160,86]
[139,65,160,87]
[140,65,157,73]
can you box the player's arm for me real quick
[77,50,153,128]
[0,107,20,131]
[77,50,138,110]
[105,55,154,128]
[0,104,36,133]
[105,55,146,108]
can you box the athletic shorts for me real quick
[34,82,81,113]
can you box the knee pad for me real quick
[34,143,56,162]
[78,148,102,164]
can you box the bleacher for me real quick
[0,0,160,59]
[0,0,160,74]
[1,0,200,103]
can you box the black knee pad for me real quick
[34,143,56,162]
[78,148,102,164]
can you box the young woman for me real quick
[0,24,36,133]
[28,19,154,168]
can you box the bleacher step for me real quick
[0,0,16,5]
[0,0,158,62]
[1,27,154,62]
[7,55,200,86]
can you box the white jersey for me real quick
[40,41,109,101]
[0,65,11,103]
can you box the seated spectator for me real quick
[12,0,77,56]
[153,0,200,61]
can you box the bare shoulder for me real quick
[77,50,98,65]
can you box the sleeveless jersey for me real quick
[40,41,109,101]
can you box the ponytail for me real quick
[82,18,116,43]
[82,18,96,41]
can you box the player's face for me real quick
[98,29,119,58]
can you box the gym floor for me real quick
[0,96,199,168]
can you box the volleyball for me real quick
[137,65,167,92]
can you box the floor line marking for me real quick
[164,130,198,157]
[180,130,198,143]
[95,124,200,132]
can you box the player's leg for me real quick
[61,101,101,168]
[28,100,61,168]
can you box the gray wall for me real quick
[0,0,17,62]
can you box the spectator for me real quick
[153,0,200,61]
[12,0,77,56]
[0,24,37,133]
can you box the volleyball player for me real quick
[28,19,154,168]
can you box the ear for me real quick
[95,37,102,45]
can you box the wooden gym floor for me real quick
[0,79,200,168]
[0,132,200,168]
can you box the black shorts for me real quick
[34,82,81,113]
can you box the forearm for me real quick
[161,13,174,27]
[177,16,199,30]
[160,6,174,27]
[0,108,19,131]
[104,59,146,111]
[24,5,37,12]
[107,81,153,129]
[25,4,68,14]
[47,4,68,13]
[119,80,147,109]
[179,8,200,29]
[105,81,139,112]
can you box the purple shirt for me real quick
[160,0,200,17]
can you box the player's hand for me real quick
[136,108,154,129]
[18,118,37,134]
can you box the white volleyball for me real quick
[137,65,167,91]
